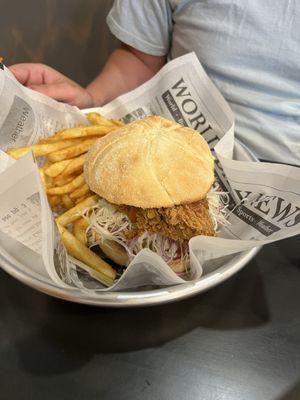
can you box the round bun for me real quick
[84,116,214,208]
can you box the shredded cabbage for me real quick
[83,186,228,270]
[207,183,229,232]
[82,199,189,267]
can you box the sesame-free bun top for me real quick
[84,116,214,208]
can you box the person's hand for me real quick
[9,63,94,109]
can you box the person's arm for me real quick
[87,44,166,106]
[9,44,166,108]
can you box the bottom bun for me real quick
[168,259,187,274]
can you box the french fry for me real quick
[6,146,32,159]
[73,218,89,245]
[60,154,86,177]
[48,138,98,162]
[61,194,74,210]
[47,173,85,195]
[45,125,112,142]
[6,138,83,159]
[75,194,91,204]
[48,195,61,208]
[69,183,90,200]
[45,174,54,188]
[55,195,98,226]
[111,119,125,127]
[56,223,116,283]
[39,129,65,143]
[87,112,115,126]
[87,112,124,128]
[99,240,128,266]
[43,160,52,169]
[86,112,104,125]
[53,173,77,187]
[44,159,72,177]
[40,169,54,188]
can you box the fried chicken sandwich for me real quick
[84,116,223,273]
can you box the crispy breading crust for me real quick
[121,199,215,242]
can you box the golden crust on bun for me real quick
[84,116,214,208]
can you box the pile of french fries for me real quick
[7,112,124,286]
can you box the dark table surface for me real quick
[0,235,299,400]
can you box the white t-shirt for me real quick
[107,0,300,165]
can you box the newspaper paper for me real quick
[0,53,299,292]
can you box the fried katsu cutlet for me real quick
[121,199,215,242]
